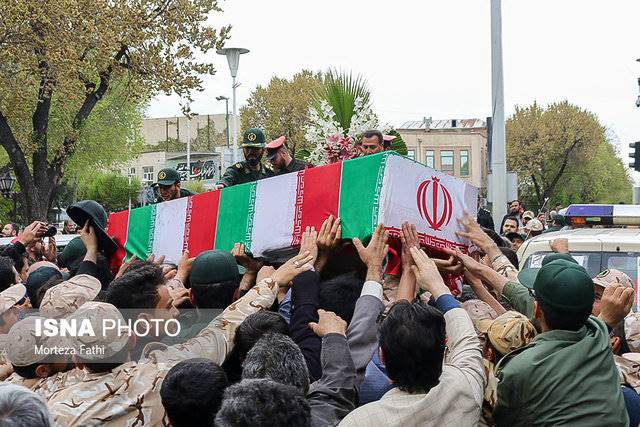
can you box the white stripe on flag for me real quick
[152,197,188,264]
[251,173,299,257]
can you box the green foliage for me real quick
[182,180,206,194]
[79,173,141,213]
[241,70,324,155]
[316,70,371,132]
[387,129,408,155]
[506,101,633,209]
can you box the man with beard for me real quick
[214,128,273,189]
[153,168,194,203]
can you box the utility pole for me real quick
[490,0,508,228]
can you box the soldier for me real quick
[214,128,273,190]
[265,135,311,175]
[153,167,194,203]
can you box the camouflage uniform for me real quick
[47,277,278,427]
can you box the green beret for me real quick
[518,253,578,289]
[59,237,86,267]
[155,168,181,186]
[190,250,240,285]
[241,128,265,148]
[533,259,595,312]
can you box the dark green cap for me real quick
[190,250,240,285]
[155,168,181,186]
[59,237,86,267]
[241,128,265,148]
[533,259,595,312]
[518,253,578,289]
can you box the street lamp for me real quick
[216,95,231,148]
[217,47,249,163]
[0,172,18,222]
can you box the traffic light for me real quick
[630,142,640,172]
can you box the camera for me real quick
[43,225,57,237]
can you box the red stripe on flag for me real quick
[184,191,220,256]
[106,210,130,270]
[291,162,341,245]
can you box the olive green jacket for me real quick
[216,161,273,188]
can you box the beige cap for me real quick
[0,284,26,315]
[39,275,101,319]
[65,302,129,361]
[6,316,70,366]
[593,269,634,290]
[523,211,535,220]
[487,311,537,356]
[524,219,544,232]
[461,299,497,333]
[625,313,640,353]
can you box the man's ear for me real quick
[188,288,196,307]
[176,181,181,189]
[35,364,51,379]
[533,300,541,320]
[611,336,622,354]
[379,347,385,364]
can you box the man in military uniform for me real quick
[214,128,273,190]
[153,167,194,203]
[265,135,311,175]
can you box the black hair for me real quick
[35,276,64,308]
[319,272,363,324]
[537,299,591,332]
[190,278,239,309]
[482,227,508,249]
[79,344,130,374]
[380,301,446,394]
[105,263,164,311]
[477,210,495,232]
[362,130,384,146]
[612,320,631,355]
[0,256,16,292]
[499,247,519,270]
[11,363,38,380]
[222,311,289,384]
[161,358,228,427]
[215,379,311,427]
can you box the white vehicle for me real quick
[519,204,640,285]
[0,233,78,252]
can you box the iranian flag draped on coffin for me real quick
[107,152,478,265]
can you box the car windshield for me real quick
[523,251,639,284]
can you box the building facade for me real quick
[397,118,488,190]
[143,114,231,148]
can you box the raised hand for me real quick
[316,216,342,272]
[115,255,138,279]
[19,221,47,247]
[299,226,318,266]
[44,235,57,263]
[270,251,315,286]
[456,211,497,256]
[409,246,450,299]
[599,283,635,328]
[400,222,420,268]
[308,309,347,337]
[231,242,263,274]
[353,224,389,282]
[175,250,195,283]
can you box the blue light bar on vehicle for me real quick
[564,204,640,226]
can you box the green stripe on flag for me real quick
[214,181,256,251]
[339,153,387,239]
[125,204,156,260]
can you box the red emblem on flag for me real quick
[416,177,453,231]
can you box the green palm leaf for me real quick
[314,70,371,133]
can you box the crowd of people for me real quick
[0,127,636,426]
[0,194,635,426]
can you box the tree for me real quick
[79,173,141,213]
[241,70,323,155]
[506,101,632,209]
[387,129,408,156]
[0,0,230,220]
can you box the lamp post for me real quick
[216,95,231,148]
[217,47,249,163]
[0,172,17,222]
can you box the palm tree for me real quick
[316,70,371,133]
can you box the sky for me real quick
[146,0,640,184]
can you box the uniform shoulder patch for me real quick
[234,163,242,169]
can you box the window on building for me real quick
[129,167,136,175]
[460,150,469,176]
[407,150,416,160]
[440,150,454,175]
[425,150,435,169]
[143,166,154,183]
